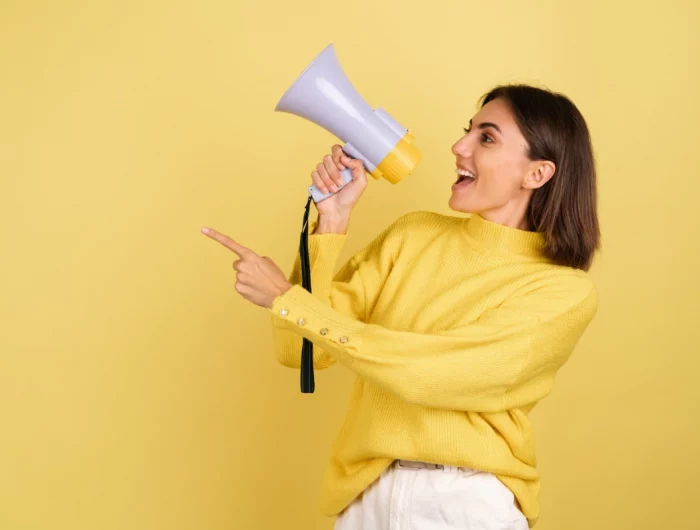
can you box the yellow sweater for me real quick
[268,211,598,527]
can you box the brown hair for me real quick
[481,85,601,271]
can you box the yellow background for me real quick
[1,1,698,529]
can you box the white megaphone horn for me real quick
[275,43,421,203]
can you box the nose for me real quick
[451,135,471,158]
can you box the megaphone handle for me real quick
[308,166,354,203]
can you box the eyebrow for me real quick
[469,119,502,135]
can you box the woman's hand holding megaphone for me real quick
[311,144,368,219]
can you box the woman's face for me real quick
[449,98,553,228]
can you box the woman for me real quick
[202,84,600,529]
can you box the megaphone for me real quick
[274,44,421,395]
[275,43,421,203]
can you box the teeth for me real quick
[455,168,476,179]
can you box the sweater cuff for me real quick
[306,230,347,272]
[269,284,365,364]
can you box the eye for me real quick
[464,127,494,144]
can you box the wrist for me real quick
[314,213,351,235]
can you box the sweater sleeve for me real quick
[269,274,598,412]
[270,216,403,370]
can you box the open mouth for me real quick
[453,168,476,189]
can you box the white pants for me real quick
[334,460,529,530]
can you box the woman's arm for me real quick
[270,273,598,412]
[271,214,406,369]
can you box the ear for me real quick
[522,160,556,190]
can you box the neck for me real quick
[460,211,546,259]
[478,195,532,231]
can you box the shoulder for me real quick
[375,211,455,253]
[520,267,598,322]
[386,210,456,238]
[357,211,450,262]
[551,268,597,301]
[394,209,453,225]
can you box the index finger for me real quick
[201,227,254,257]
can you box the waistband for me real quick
[395,459,478,474]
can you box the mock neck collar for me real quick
[460,213,546,258]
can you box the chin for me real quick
[448,196,479,214]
